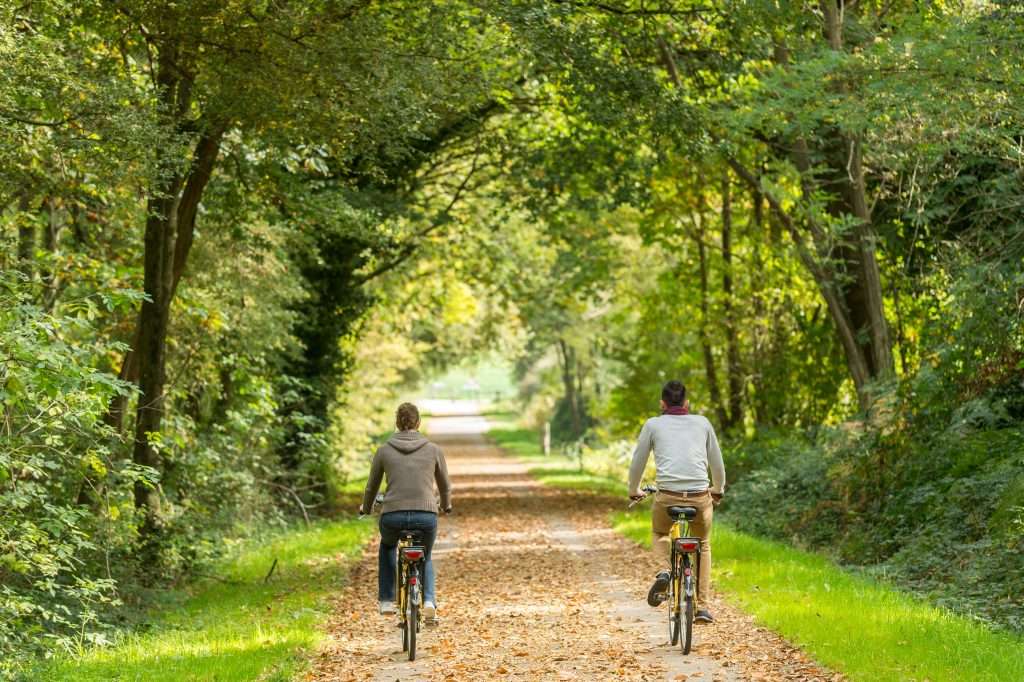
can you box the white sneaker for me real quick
[379,601,397,615]
[422,601,437,620]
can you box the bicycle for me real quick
[395,529,426,661]
[362,494,446,661]
[629,485,702,655]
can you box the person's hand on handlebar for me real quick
[444,506,452,515]
[631,484,657,499]
[628,485,657,507]
[711,492,723,508]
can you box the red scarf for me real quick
[663,405,689,415]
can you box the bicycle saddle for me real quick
[668,506,697,520]
[399,529,424,541]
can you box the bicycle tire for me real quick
[408,600,418,661]
[668,565,681,646]
[399,571,409,652]
[393,548,405,651]
[682,594,694,655]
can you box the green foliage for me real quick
[718,226,1024,631]
[5,0,1024,669]
[723,420,1024,632]
[0,277,140,669]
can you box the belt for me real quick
[659,488,709,497]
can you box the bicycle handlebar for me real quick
[627,485,658,508]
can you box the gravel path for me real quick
[310,407,840,681]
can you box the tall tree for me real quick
[720,168,743,428]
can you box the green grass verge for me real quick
[611,507,1024,682]
[530,468,627,497]
[33,517,374,682]
[486,422,576,475]
[486,423,549,460]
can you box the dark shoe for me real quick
[647,571,671,607]
[695,608,714,623]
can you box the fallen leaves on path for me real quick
[310,422,842,681]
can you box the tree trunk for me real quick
[749,187,770,426]
[132,173,182,522]
[694,216,726,426]
[847,137,894,378]
[766,31,895,405]
[557,338,583,439]
[726,158,874,409]
[819,2,894,382]
[130,44,226,540]
[16,193,34,278]
[41,196,61,311]
[105,127,224,431]
[720,169,744,429]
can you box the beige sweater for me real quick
[360,431,452,514]
[627,414,726,497]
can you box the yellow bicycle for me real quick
[631,485,702,655]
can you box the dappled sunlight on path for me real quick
[310,402,840,681]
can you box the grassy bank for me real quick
[489,422,1024,682]
[32,517,374,682]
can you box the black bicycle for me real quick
[395,530,426,660]
[630,485,702,655]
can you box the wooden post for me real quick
[542,422,551,456]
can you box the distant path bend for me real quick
[312,401,839,681]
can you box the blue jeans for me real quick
[378,511,438,604]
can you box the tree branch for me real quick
[354,143,485,285]
[552,0,713,17]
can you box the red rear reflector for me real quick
[684,567,692,577]
[677,540,699,552]
[403,549,424,561]
[410,576,417,585]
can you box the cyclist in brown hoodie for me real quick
[359,402,452,620]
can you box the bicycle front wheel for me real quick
[668,570,681,646]
[682,593,694,655]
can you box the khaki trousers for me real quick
[651,490,713,606]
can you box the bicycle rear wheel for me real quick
[408,600,418,661]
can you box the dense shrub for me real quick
[0,281,139,669]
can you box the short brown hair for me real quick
[396,402,420,431]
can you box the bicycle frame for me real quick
[669,517,702,603]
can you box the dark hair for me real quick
[396,402,420,431]
[661,380,686,407]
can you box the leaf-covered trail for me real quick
[311,406,839,681]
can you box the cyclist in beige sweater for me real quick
[628,380,726,623]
